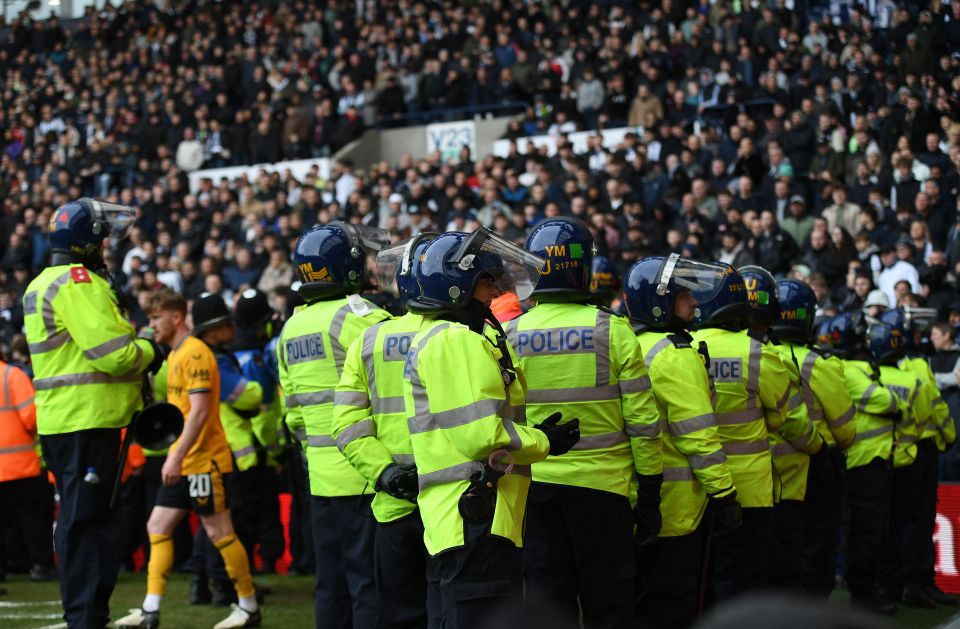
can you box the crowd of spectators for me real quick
[2,0,960,360]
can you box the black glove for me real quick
[376,463,419,502]
[708,490,743,532]
[534,412,580,456]
[634,473,663,548]
[146,338,168,375]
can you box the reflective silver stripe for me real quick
[885,394,898,415]
[294,428,307,442]
[33,372,141,390]
[774,387,790,411]
[306,435,336,447]
[715,407,764,425]
[526,384,619,403]
[898,434,919,445]
[932,396,945,407]
[374,396,406,415]
[771,442,798,457]
[663,466,696,481]
[226,378,248,404]
[830,406,856,428]
[0,443,35,455]
[688,449,727,470]
[2,366,9,412]
[336,418,375,450]
[669,413,717,437]
[808,409,825,421]
[131,343,144,375]
[746,338,762,409]
[13,396,34,410]
[626,422,661,438]
[407,323,451,417]
[286,390,335,408]
[361,322,384,411]
[408,398,500,435]
[392,454,415,465]
[857,383,878,411]
[594,311,611,387]
[28,330,71,354]
[853,424,894,443]
[788,392,804,411]
[722,440,771,455]
[41,270,73,338]
[572,430,629,450]
[619,375,651,394]
[82,334,134,361]
[940,416,953,431]
[418,460,485,490]
[328,304,354,374]
[643,338,672,367]
[232,445,256,459]
[334,390,370,408]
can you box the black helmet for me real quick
[192,292,232,335]
[234,288,274,330]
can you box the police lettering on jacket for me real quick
[514,327,595,356]
[383,333,414,362]
[284,332,326,365]
[709,358,742,382]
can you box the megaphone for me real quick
[133,402,184,450]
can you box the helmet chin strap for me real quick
[437,298,494,335]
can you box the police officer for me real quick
[690,263,791,601]
[332,233,437,628]
[623,254,740,629]
[880,308,957,606]
[276,222,392,629]
[402,229,580,629]
[589,255,621,309]
[738,266,821,591]
[821,312,901,615]
[230,288,285,574]
[771,280,856,598]
[504,218,660,629]
[24,198,161,628]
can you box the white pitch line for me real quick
[0,601,61,608]
[0,612,63,619]
[35,623,67,629]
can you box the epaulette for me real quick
[666,331,694,349]
[808,345,833,359]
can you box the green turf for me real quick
[0,572,315,629]
[2,573,958,628]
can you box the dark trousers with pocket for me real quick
[917,439,941,586]
[41,428,122,629]
[311,494,377,629]
[845,457,891,601]
[711,506,773,602]
[770,499,804,590]
[374,511,429,629]
[636,519,708,629]
[889,456,926,589]
[428,526,522,629]
[801,444,844,598]
[523,482,636,629]
[0,472,55,571]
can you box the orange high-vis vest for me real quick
[0,361,39,482]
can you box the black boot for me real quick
[852,591,898,616]
[190,577,212,605]
[925,583,958,606]
[212,581,237,607]
[901,583,937,608]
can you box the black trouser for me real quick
[917,439,941,587]
[845,457,891,601]
[523,482,636,629]
[636,519,708,629]
[311,494,377,629]
[801,444,844,597]
[888,455,926,590]
[41,428,122,629]
[427,523,522,629]
[0,473,55,571]
[374,511,429,629]
[188,526,231,590]
[710,506,772,601]
[254,462,284,570]
[770,499,804,590]
[142,456,193,567]
[230,464,266,572]
[287,445,314,575]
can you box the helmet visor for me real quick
[90,199,136,238]
[338,222,391,254]
[657,254,733,303]
[904,307,937,332]
[456,228,546,301]
[375,233,438,297]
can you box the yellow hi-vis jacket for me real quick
[842,359,902,470]
[899,356,956,451]
[638,329,736,537]
[768,341,822,502]
[690,328,791,508]
[790,345,856,449]
[333,313,424,523]
[878,364,933,469]
[277,294,391,497]
[505,303,662,496]
[24,264,156,435]
[404,317,550,556]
